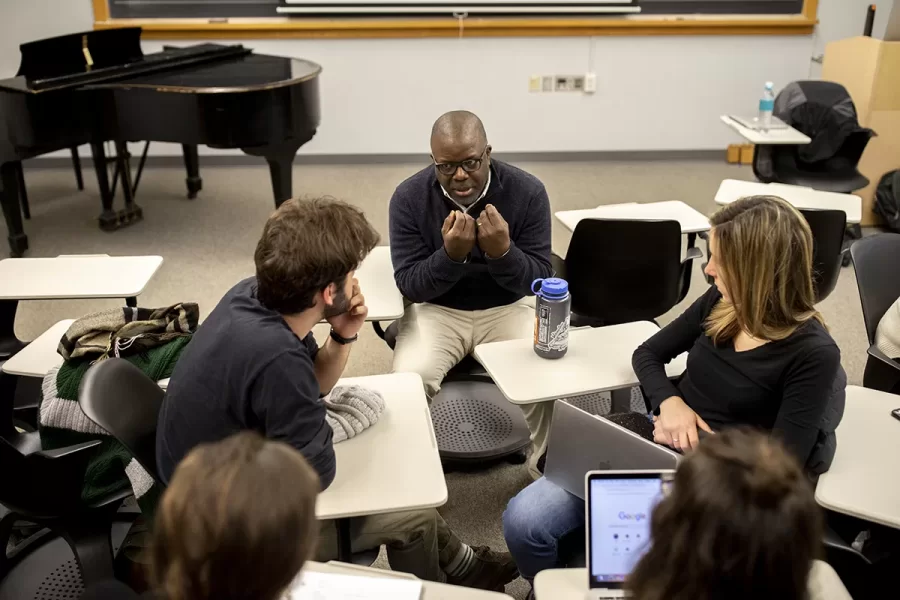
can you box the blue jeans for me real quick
[502,477,585,582]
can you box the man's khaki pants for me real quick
[316,509,462,581]
[392,298,554,480]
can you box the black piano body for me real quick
[0,27,321,257]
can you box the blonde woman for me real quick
[503,196,845,590]
[636,195,845,470]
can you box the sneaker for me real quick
[446,545,519,591]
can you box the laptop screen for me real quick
[587,474,668,588]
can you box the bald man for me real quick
[389,111,554,479]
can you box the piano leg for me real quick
[0,162,28,257]
[242,142,301,208]
[91,142,118,231]
[71,146,84,191]
[182,144,202,199]
[113,141,143,228]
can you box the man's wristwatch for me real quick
[329,328,359,345]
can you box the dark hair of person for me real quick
[627,428,822,600]
[150,432,321,600]
[254,197,380,314]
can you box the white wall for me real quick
[0,0,887,156]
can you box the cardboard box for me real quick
[823,36,900,225]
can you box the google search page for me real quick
[589,478,663,583]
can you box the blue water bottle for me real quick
[758,81,775,132]
[532,277,571,359]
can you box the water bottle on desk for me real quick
[758,81,775,132]
[532,277,570,359]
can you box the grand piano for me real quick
[0,27,321,257]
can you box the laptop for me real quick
[584,469,674,599]
[544,401,679,500]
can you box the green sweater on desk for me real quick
[39,337,190,520]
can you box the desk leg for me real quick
[610,387,633,414]
[0,300,23,361]
[336,518,353,563]
[0,371,19,437]
[125,296,137,308]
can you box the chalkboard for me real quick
[108,0,804,19]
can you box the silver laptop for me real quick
[584,470,674,599]
[544,401,679,500]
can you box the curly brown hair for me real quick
[150,432,320,600]
[626,428,822,600]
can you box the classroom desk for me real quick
[1,319,74,377]
[815,385,900,530]
[533,568,586,599]
[355,246,403,322]
[1,319,169,393]
[303,561,515,599]
[555,200,710,235]
[473,322,687,405]
[720,115,812,145]
[0,255,163,357]
[317,372,448,560]
[715,179,862,224]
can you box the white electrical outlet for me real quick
[584,72,597,94]
[541,76,554,92]
[554,75,586,93]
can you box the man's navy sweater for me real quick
[389,160,552,311]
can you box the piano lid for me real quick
[0,28,250,94]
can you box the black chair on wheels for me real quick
[800,208,848,303]
[551,219,702,327]
[764,128,875,194]
[849,233,900,394]
[375,321,531,465]
[0,383,135,600]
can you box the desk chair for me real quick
[0,432,135,599]
[800,208,847,303]
[375,321,530,465]
[762,129,875,194]
[551,219,702,327]
[849,233,900,394]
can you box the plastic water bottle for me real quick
[532,277,570,359]
[758,81,775,132]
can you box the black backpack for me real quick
[875,169,900,232]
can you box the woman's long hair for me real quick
[704,195,823,344]
[627,429,822,600]
[150,432,320,600]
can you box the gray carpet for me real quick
[7,159,874,598]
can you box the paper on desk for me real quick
[289,570,423,600]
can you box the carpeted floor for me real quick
[6,158,875,598]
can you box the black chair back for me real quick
[800,208,847,303]
[770,128,874,194]
[564,219,684,325]
[79,359,164,481]
[849,233,900,344]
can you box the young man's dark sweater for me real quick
[389,160,552,310]
[156,277,335,488]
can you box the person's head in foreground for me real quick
[150,431,320,600]
[430,110,492,207]
[254,197,379,321]
[704,194,822,343]
[627,428,822,600]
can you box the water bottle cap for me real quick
[765,81,774,89]
[532,277,569,299]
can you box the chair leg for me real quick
[15,162,29,220]
[71,146,84,191]
[60,518,116,587]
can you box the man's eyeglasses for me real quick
[433,146,488,176]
